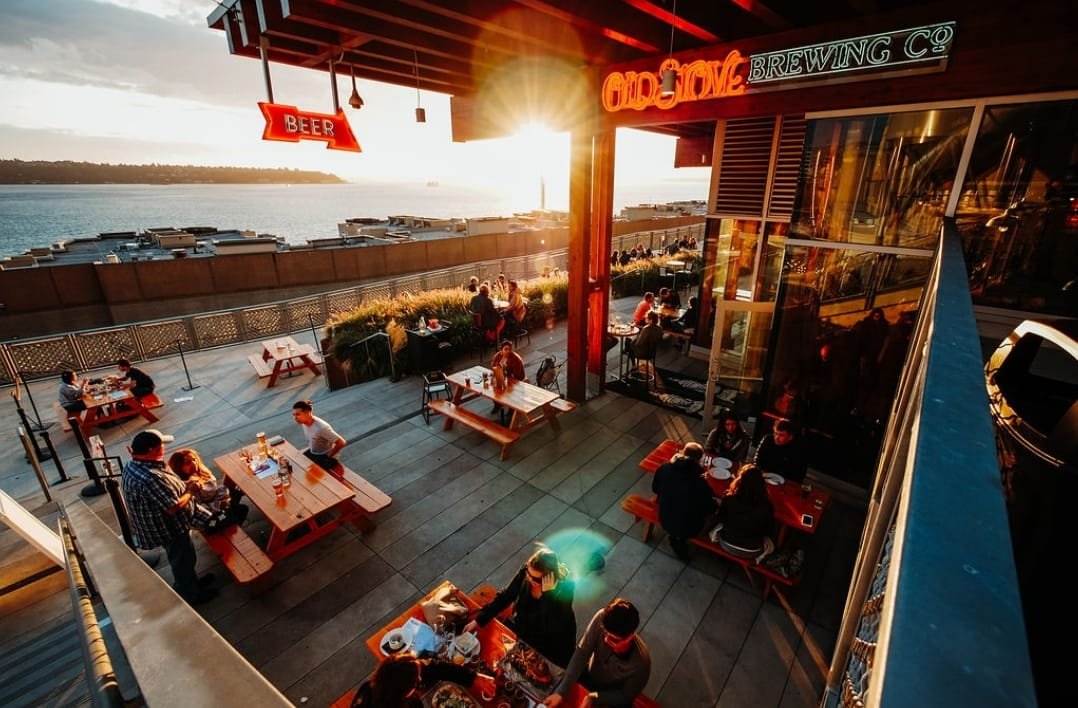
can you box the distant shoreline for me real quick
[0,159,344,185]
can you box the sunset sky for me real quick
[0,0,710,202]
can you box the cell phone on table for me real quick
[267,435,285,446]
[801,513,814,528]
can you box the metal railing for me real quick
[824,220,1035,707]
[0,223,703,386]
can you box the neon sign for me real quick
[601,50,747,112]
[601,22,956,113]
[258,102,361,152]
[748,22,956,84]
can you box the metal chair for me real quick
[472,312,499,360]
[535,356,562,395]
[421,370,451,424]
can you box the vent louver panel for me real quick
[767,115,807,220]
[712,117,774,216]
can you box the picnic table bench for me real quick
[427,399,522,460]
[620,493,799,600]
[197,524,274,589]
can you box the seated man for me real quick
[631,292,655,327]
[291,399,347,474]
[470,284,505,340]
[667,296,699,333]
[544,598,651,708]
[658,286,681,311]
[753,417,808,483]
[627,311,663,368]
[115,357,155,399]
[58,370,88,419]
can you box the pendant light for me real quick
[413,48,426,123]
[348,64,364,110]
[661,0,678,96]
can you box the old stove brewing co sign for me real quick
[602,21,956,112]
[258,102,361,152]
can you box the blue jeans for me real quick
[165,532,200,602]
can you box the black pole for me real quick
[17,373,45,430]
[71,423,106,497]
[40,427,68,482]
[177,339,200,391]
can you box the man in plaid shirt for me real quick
[122,429,217,604]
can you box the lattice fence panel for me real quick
[325,290,361,316]
[286,298,327,332]
[137,320,190,358]
[393,276,424,296]
[423,271,456,291]
[363,283,393,301]
[244,306,286,338]
[193,312,241,348]
[8,337,78,379]
[76,328,138,369]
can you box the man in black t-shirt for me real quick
[116,358,155,399]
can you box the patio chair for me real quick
[535,356,562,395]
[421,370,451,424]
[472,312,499,360]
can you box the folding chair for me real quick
[421,371,451,424]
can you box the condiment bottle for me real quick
[257,431,268,457]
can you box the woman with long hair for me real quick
[463,545,577,666]
[714,463,775,558]
[167,448,247,524]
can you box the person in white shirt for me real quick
[291,399,346,474]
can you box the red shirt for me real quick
[492,350,526,381]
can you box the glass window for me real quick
[791,107,973,247]
[956,99,1078,316]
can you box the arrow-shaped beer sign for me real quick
[258,102,361,152]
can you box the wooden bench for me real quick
[335,464,393,533]
[549,398,577,413]
[427,399,521,460]
[247,354,274,378]
[138,392,164,409]
[620,494,799,600]
[196,524,274,589]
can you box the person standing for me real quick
[121,429,218,605]
[544,598,651,708]
[463,546,577,667]
[291,399,347,474]
[115,357,155,399]
[652,442,718,561]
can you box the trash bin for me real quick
[407,327,453,374]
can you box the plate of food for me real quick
[424,681,480,708]
[500,639,562,699]
[763,472,785,486]
[709,466,732,480]
[379,617,424,656]
[713,457,733,470]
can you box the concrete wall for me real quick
[0,216,700,339]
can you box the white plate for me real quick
[713,457,733,470]
[380,618,422,656]
[709,467,732,480]
[763,473,785,486]
[449,631,481,659]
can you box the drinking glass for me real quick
[272,476,284,498]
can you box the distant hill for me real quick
[0,159,345,184]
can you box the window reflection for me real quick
[792,108,972,247]
[957,99,1078,316]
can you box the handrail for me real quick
[824,219,1034,707]
[347,330,395,381]
[61,516,123,708]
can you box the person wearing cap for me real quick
[292,399,347,474]
[544,598,651,708]
[121,429,218,605]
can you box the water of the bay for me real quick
[0,180,709,257]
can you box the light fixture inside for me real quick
[661,68,676,96]
[413,48,425,123]
[661,0,678,97]
[348,64,364,110]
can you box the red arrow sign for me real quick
[258,102,361,152]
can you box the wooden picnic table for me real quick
[256,336,321,387]
[447,365,565,433]
[640,439,830,542]
[214,440,369,561]
[354,580,589,707]
[79,387,158,436]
